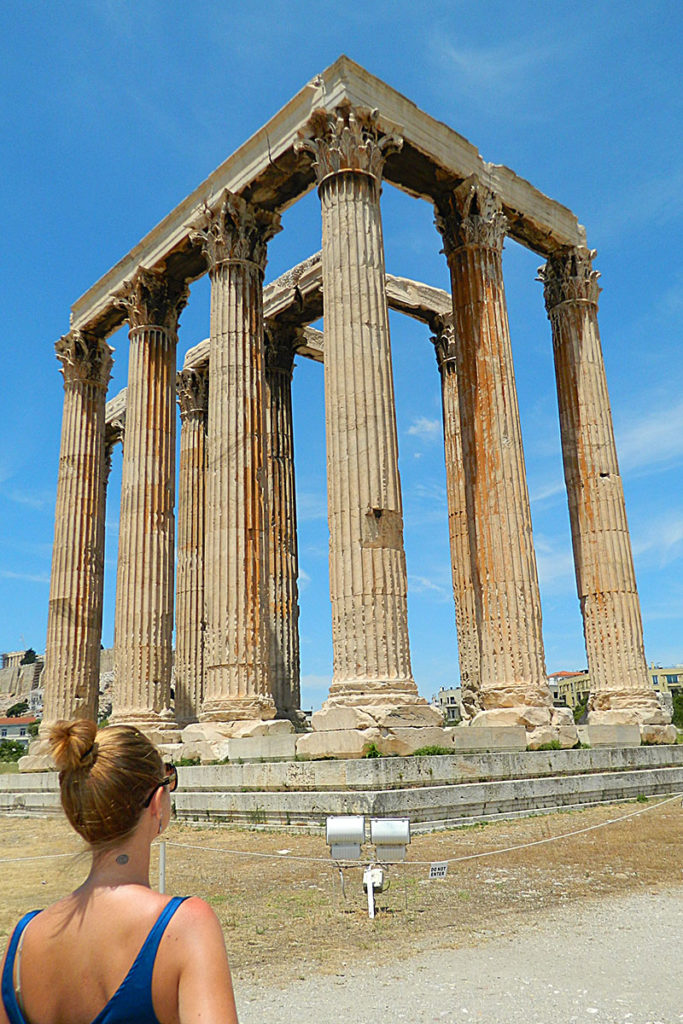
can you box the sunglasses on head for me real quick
[142,762,178,808]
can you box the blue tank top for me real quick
[2,896,188,1024]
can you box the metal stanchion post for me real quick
[159,840,166,894]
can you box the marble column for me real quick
[41,330,113,729]
[432,315,480,719]
[540,247,668,729]
[264,324,302,719]
[193,190,281,722]
[111,268,188,739]
[175,367,208,726]
[435,177,554,728]
[298,104,420,709]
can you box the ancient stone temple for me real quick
[27,56,673,767]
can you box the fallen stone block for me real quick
[578,724,641,747]
[372,704,444,729]
[296,728,382,760]
[310,705,377,732]
[639,724,678,745]
[227,734,298,762]
[450,726,527,752]
[377,727,451,756]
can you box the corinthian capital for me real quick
[430,315,457,375]
[191,190,281,274]
[538,247,601,312]
[55,330,113,390]
[176,367,209,420]
[296,102,402,185]
[264,323,300,378]
[435,176,508,258]
[116,268,189,332]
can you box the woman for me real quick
[0,720,238,1024]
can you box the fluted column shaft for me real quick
[299,105,417,704]
[112,269,188,736]
[194,191,281,721]
[436,178,551,718]
[540,248,664,723]
[264,326,301,716]
[175,367,208,725]
[432,318,480,718]
[42,331,113,727]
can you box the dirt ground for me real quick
[1,797,682,987]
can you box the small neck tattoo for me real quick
[115,853,130,865]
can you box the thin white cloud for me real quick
[8,490,51,510]
[616,399,683,475]
[592,168,683,244]
[633,513,683,568]
[409,574,451,602]
[0,569,49,584]
[296,491,327,522]
[407,416,441,441]
[534,536,575,594]
[530,478,565,504]
[298,567,312,592]
[434,35,563,111]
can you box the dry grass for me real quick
[2,797,682,985]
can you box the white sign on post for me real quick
[429,861,448,880]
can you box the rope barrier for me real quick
[164,791,683,870]
[1,792,680,870]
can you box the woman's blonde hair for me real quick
[49,719,165,847]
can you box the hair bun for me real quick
[49,719,98,772]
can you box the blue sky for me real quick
[1,1,681,710]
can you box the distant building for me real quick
[550,666,682,710]
[548,671,589,708]
[1,651,27,669]
[433,686,462,724]
[0,715,37,746]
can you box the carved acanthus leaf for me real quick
[115,268,189,332]
[430,315,458,374]
[55,330,113,389]
[296,102,402,185]
[176,368,209,420]
[435,176,508,257]
[191,190,281,273]
[538,247,601,312]
[264,323,301,377]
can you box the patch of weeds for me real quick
[176,755,201,767]
[412,745,452,756]
[247,805,267,825]
[363,742,383,758]
[636,794,648,803]
[528,740,562,751]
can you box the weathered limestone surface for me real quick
[41,330,113,729]
[111,269,187,739]
[433,316,480,719]
[193,191,280,724]
[175,367,208,725]
[540,248,668,733]
[435,177,573,739]
[296,727,383,760]
[264,324,301,719]
[299,104,419,709]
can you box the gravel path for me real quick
[237,889,682,1024]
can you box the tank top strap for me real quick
[94,896,189,1024]
[1,911,42,1024]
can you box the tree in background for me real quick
[20,648,37,665]
[6,700,29,718]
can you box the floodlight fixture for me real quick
[326,814,365,860]
[370,817,410,862]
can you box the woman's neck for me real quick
[84,837,153,890]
